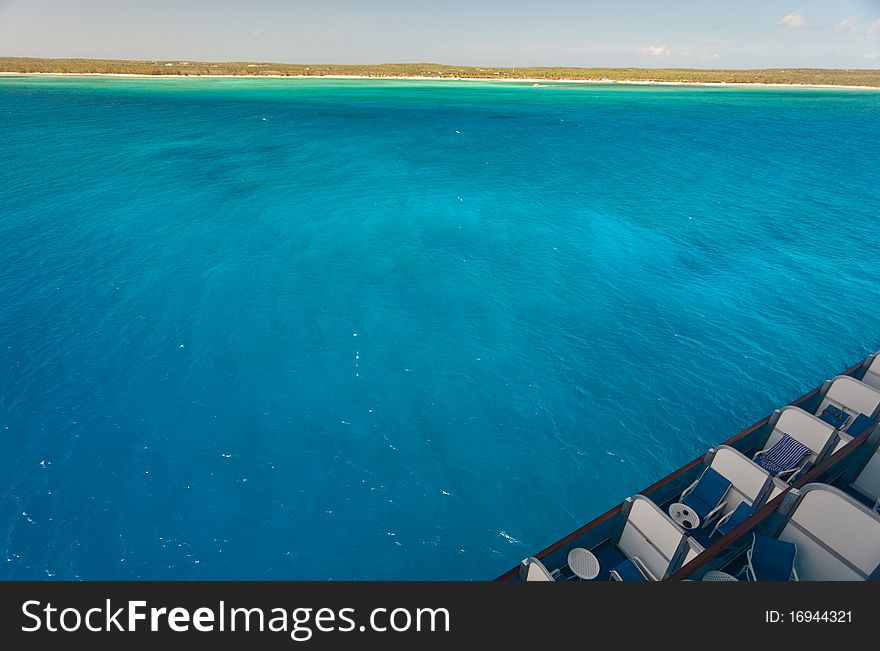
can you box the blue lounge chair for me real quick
[710,501,756,538]
[609,557,652,581]
[753,433,811,480]
[674,467,732,529]
[742,534,798,581]
[846,413,877,437]
[818,403,850,430]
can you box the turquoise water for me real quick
[1,76,879,579]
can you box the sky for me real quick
[1,0,879,68]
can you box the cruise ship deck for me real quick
[499,351,880,582]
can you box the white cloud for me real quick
[642,45,669,56]
[834,18,860,33]
[868,18,880,36]
[778,10,808,29]
[639,45,720,60]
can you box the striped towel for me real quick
[756,433,811,475]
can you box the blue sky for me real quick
[1,0,879,68]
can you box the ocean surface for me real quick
[1,76,879,580]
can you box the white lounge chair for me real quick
[753,407,839,481]
[700,446,787,536]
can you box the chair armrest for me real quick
[710,508,733,537]
[702,500,727,527]
[680,477,699,500]
[736,564,752,580]
[776,458,811,482]
[631,556,657,581]
[775,466,799,480]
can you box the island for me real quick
[2,57,878,88]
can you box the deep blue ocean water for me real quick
[1,76,879,579]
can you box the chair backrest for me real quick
[690,467,732,511]
[817,376,880,423]
[715,501,755,535]
[520,557,556,581]
[750,534,796,581]
[778,484,880,580]
[617,495,691,580]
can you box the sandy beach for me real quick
[2,71,878,90]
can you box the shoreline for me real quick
[2,71,879,90]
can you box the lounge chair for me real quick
[672,467,732,529]
[753,433,812,481]
[845,413,878,437]
[764,405,839,464]
[700,446,786,530]
[609,556,653,581]
[520,556,560,581]
[741,533,799,581]
[815,376,880,434]
[710,501,756,538]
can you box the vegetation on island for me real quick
[1,57,879,87]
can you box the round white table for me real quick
[702,570,739,582]
[567,547,600,580]
[668,502,701,530]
